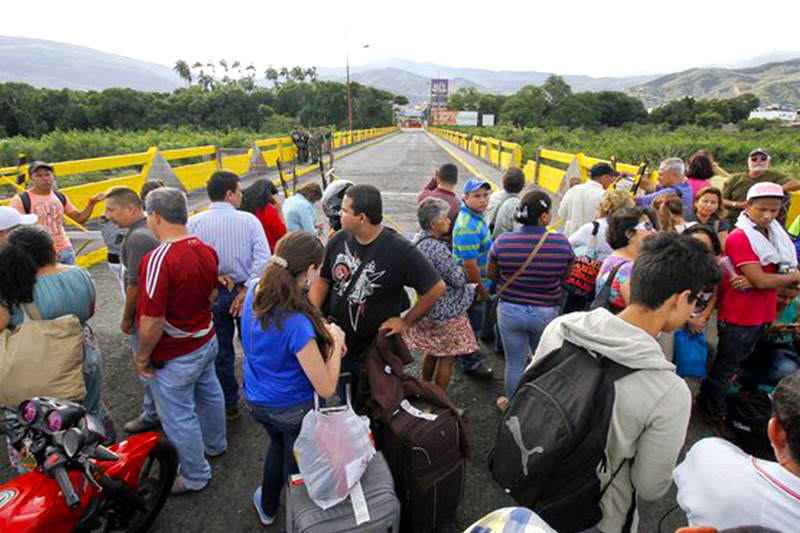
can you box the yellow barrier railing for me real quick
[427,127,523,171]
[0,126,398,268]
[428,127,800,229]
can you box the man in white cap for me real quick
[0,205,37,245]
[698,181,800,435]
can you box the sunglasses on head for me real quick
[689,290,714,318]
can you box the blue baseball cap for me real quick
[463,178,491,195]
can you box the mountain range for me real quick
[1,35,799,108]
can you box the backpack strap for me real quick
[54,190,67,207]
[20,191,31,214]
[591,220,600,236]
[497,230,550,297]
[490,194,515,231]
[602,356,636,382]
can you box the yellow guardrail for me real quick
[428,127,800,229]
[0,126,398,268]
[427,127,523,171]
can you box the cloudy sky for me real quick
[9,0,800,77]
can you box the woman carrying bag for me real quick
[241,230,346,525]
[488,191,574,411]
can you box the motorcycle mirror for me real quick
[91,445,119,462]
[62,428,85,459]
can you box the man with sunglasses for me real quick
[722,148,800,227]
[698,182,800,436]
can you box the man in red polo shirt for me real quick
[419,163,460,246]
[136,187,227,494]
[698,182,800,434]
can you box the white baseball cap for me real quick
[746,182,785,201]
[0,206,37,231]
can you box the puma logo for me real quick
[505,416,544,476]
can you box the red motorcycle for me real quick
[0,397,177,532]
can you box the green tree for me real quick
[549,93,602,128]
[265,66,279,88]
[542,75,572,108]
[594,91,648,127]
[173,60,192,86]
[499,86,548,127]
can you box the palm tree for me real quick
[173,60,192,86]
[231,60,242,77]
[219,59,229,73]
[265,66,279,88]
[305,66,318,82]
[279,66,289,85]
[290,66,305,82]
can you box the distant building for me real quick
[749,107,798,122]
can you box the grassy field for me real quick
[447,124,800,176]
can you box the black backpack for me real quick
[727,389,773,460]
[489,340,636,533]
[19,190,67,214]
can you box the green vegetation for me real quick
[0,62,397,139]
[446,123,800,176]
[447,75,761,130]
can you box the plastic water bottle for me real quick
[719,256,746,292]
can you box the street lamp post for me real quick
[346,42,369,133]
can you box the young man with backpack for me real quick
[8,161,104,264]
[491,232,721,532]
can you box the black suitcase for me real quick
[379,398,465,533]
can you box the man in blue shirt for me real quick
[282,182,322,234]
[452,177,494,379]
[637,157,694,218]
[188,170,271,420]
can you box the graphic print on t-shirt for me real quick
[331,241,385,332]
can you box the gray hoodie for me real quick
[530,308,691,533]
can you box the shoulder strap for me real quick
[497,230,550,297]
[20,191,31,214]
[55,190,67,207]
[20,302,43,321]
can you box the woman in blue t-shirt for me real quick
[241,230,346,525]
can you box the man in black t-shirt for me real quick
[310,185,445,368]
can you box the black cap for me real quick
[589,162,617,179]
[28,161,53,174]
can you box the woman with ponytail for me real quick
[241,230,346,525]
[0,225,115,467]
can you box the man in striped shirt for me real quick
[137,187,226,493]
[188,170,271,420]
[452,178,494,379]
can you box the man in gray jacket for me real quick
[530,233,721,532]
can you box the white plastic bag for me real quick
[293,388,375,509]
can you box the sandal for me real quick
[170,476,206,496]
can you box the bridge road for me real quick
[1,129,706,531]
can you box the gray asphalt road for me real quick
[1,129,711,532]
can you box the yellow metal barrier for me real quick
[428,127,522,171]
[2,125,398,268]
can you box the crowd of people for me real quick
[1,146,800,532]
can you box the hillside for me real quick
[317,58,660,98]
[626,58,800,108]
[0,35,180,92]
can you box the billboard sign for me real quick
[456,111,478,126]
[430,79,449,110]
[482,114,495,126]
[433,109,458,125]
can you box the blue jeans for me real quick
[58,247,76,265]
[129,328,158,422]
[700,322,766,420]
[212,287,242,407]
[741,341,800,389]
[497,301,559,398]
[459,299,488,371]
[247,400,313,516]
[145,336,227,490]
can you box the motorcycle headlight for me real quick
[62,428,84,458]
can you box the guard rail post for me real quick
[534,146,542,186]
